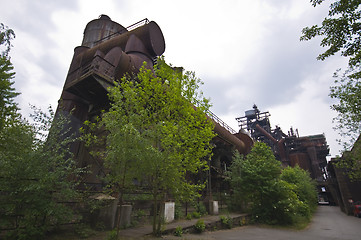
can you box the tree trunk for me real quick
[116,191,123,236]
[152,193,158,235]
[156,195,165,236]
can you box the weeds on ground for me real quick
[174,226,183,237]
[192,211,201,219]
[194,219,206,233]
[220,215,233,229]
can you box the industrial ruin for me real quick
[236,104,329,181]
[57,14,253,189]
[236,105,330,200]
[56,15,254,227]
[55,15,360,228]
[236,104,361,216]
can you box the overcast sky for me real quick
[0,0,349,157]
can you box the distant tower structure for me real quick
[236,104,273,148]
[236,105,329,182]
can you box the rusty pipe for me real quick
[255,124,287,163]
[212,120,248,154]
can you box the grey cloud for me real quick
[36,54,68,87]
[201,16,335,121]
[6,1,79,34]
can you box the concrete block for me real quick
[164,202,175,223]
[119,205,132,227]
[89,194,117,230]
[209,201,219,215]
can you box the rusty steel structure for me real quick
[56,15,167,187]
[326,137,361,214]
[236,104,329,181]
[56,15,253,190]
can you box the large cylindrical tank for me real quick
[78,21,165,64]
[82,14,127,48]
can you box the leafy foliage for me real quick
[0,23,15,57]
[301,1,361,178]
[193,201,207,216]
[335,138,361,181]
[174,226,183,237]
[280,166,318,214]
[228,142,318,225]
[191,211,201,219]
[228,143,281,214]
[0,24,18,130]
[219,215,233,229]
[0,24,84,239]
[301,0,361,72]
[83,57,215,236]
[194,219,205,233]
[0,107,84,239]
[329,68,361,148]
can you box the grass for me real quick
[256,215,312,231]
[44,224,107,240]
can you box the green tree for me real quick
[83,57,215,236]
[329,68,361,147]
[0,107,84,240]
[0,23,18,130]
[301,0,361,144]
[301,0,361,73]
[280,166,318,219]
[0,24,84,239]
[301,1,361,178]
[228,143,318,225]
[228,142,282,222]
[0,23,15,57]
[335,136,361,181]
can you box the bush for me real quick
[194,219,206,233]
[174,226,183,237]
[174,203,183,220]
[106,229,118,240]
[239,217,247,226]
[220,215,233,229]
[192,211,201,219]
[194,202,207,216]
[281,166,318,216]
[0,108,85,240]
[186,213,192,220]
[74,224,95,239]
[227,143,318,226]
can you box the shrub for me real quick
[194,219,206,233]
[186,213,192,220]
[194,202,207,216]
[220,215,233,229]
[192,211,201,219]
[106,229,118,240]
[174,226,183,237]
[174,203,183,220]
[239,217,247,226]
[228,143,318,226]
[74,224,95,239]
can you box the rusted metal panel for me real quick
[289,152,311,173]
[82,14,127,48]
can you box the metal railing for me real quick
[206,109,237,134]
[126,18,149,31]
[194,100,237,134]
[93,18,150,45]
[66,55,116,84]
